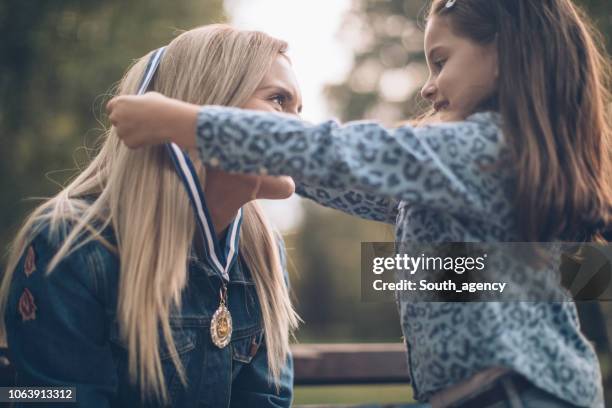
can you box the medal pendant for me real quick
[211,301,232,348]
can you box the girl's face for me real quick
[421,15,498,121]
[209,55,302,201]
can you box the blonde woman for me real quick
[0,24,300,407]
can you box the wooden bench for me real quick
[292,343,416,408]
[292,343,410,385]
[0,344,419,407]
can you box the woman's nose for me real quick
[420,82,436,101]
[286,106,301,117]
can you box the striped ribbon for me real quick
[136,47,242,282]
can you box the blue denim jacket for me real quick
[5,219,293,407]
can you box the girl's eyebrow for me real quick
[427,45,447,62]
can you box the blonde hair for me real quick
[0,24,299,402]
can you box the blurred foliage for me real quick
[325,0,430,125]
[0,0,225,258]
[286,202,401,342]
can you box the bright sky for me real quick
[225,0,353,232]
[226,0,352,122]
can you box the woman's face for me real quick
[210,55,302,200]
[243,54,302,116]
[421,14,498,121]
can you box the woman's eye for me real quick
[269,94,287,107]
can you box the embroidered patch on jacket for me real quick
[249,336,259,357]
[18,288,37,322]
[24,245,37,277]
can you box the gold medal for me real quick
[211,286,232,348]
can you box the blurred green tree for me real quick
[287,202,401,342]
[0,0,224,258]
[325,0,430,124]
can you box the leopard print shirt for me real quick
[195,107,604,407]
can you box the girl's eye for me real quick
[434,59,447,71]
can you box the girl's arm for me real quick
[296,182,398,224]
[195,106,508,223]
[108,94,508,223]
[107,94,398,223]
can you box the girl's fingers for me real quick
[105,93,172,148]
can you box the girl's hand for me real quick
[106,92,199,149]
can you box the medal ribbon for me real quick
[136,47,242,282]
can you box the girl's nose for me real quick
[420,82,436,101]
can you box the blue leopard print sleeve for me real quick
[296,182,398,223]
[195,107,604,407]
[196,107,508,225]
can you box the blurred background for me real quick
[1,0,611,405]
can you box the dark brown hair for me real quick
[429,0,612,242]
